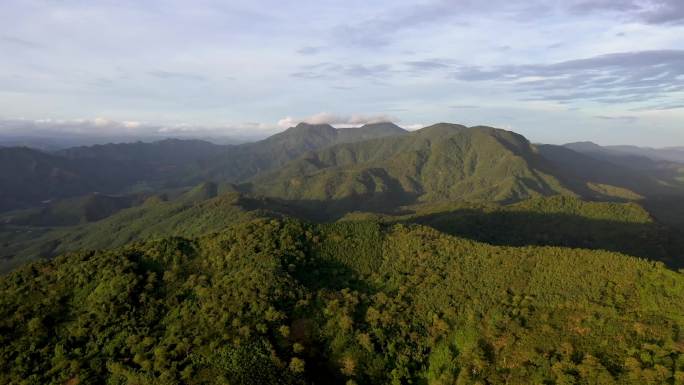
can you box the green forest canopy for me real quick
[2,218,683,384]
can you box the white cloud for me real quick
[401,123,425,130]
[278,112,397,128]
[92,117,111,127]
[122,120,141,129]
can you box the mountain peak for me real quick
[336,122,407,142]
[293,122,335,130]
[275,122,337,140]
[358,122,406,132]
[564,141,604,152]
[413,123,468,137]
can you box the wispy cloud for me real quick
[449,105,480,109]
[291,63,393,80]
[0,0,683,146]
[593,115,639,123]
[147,70,207,81]
[296,46,323,55]
[571,0,684,24]
[452,50,684,105]
[1,35,43,49]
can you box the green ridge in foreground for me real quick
[2,218,683,384]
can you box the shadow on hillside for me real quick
[408,209,683,268]
[240,193,684,268]
[240,191,420,222]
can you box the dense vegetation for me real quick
[0,190,291,272]
[2,122,684,384]
[249,124,576,205]
[3,192,682,272]
[248,124,684,214]
[0,123,407,211]
[192,122,407,183]
[2,218,683,384]
[405,196,683,267]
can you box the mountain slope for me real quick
[563,141,684,191]
[248,124,577,210]
[606,144,684,163]
[537,144,678,198]
[565,142,684,164]
[191,122,408,183]
[1,193,147,227]
[2,218,683,384]
[57,138,225,164]
[403,196,682,266]
[0,124,407,212]
[0,191,295,272]
[0,147,150,211]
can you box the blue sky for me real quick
[1,0,683,145]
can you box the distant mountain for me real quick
[538,144,674,197]
[58,138,225,164]
[0,139,229,211]
[566,141,684,164]
[1,193,146,227]
[0,147,150,212]
[247,124,578,214]
[335,122,408,142]
[562,141,684,190]
[0,190,293,271]
[191,122,408,183]
[607,145,684,163]
[0,133,250,151]
[4,123,680,215]
[242,124,684,219]
[3,123,684,384]
[0,124,407,212]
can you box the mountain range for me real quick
[0,123,407,211]
[2,121,683,270]
[2,121,684,384]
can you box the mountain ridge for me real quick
[247,124,588,208]
[0,122,409,211]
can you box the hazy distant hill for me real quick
[0,147,148,212]
[0,189,294,271]
[562,141,684,190]
[607,145,684,163]
[2,121,684,272]
[249,124,648,211]
[58,138,225,164]
[0,123,407,212]
[191,122,408,183]
[537,144,674,198]
[2,123,680,216]
[1,193,146,227]
[565,141,684,165]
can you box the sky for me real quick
[1,0,683,146]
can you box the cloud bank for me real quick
[277,113,398,128]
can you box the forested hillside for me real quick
[3,190,682,272]
[4,0,684,382]
[2,218,683,384]
[0,190,287,272]
[189,122,407,183]
[249,124,575,206]
[247,124,681,212]
[0,147,151,211]
[3,119,684,272]
[1,122,684,384]
[0,123,407,212]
